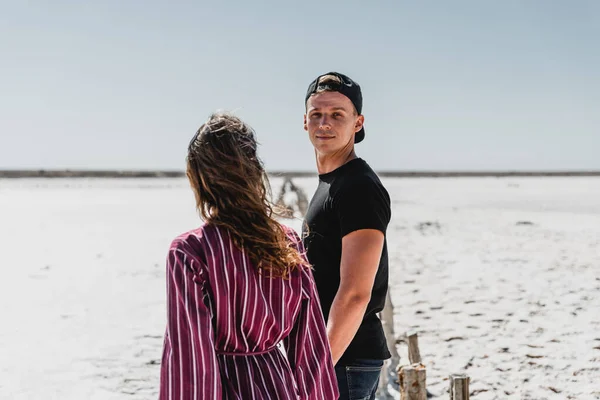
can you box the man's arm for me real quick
[326,228,385,365]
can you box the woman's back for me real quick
[160,223,338,400]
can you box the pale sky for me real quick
[1,1,598,172]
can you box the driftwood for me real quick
[449,374,470,400]
[407,330,422,364]
[275,177,308,218]
[399,363,427,400]
[395,330,428,400]
[376,291,401,399]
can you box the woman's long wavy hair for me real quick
[186,112,305,278]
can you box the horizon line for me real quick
[1,169,600,178]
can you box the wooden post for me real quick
[449,374,470,400]
[399,364,426,400]
[376,290,400,399]
[407,330,422,364]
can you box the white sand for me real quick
[0,177,598,399]
[382,177,600,400]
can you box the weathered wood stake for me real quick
[449,374,470,400]
[376,291,400,399]
[407,330,422,364]
[399,363,426,400]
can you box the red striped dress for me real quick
[159,223,339,400]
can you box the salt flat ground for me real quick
[0,177,598,399]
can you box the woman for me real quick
[159,113,339,399]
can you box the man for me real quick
[301,72,392,400]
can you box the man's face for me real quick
[304,91,364,156]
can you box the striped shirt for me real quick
[159,223,339,400]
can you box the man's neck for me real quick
[316,148,357,175]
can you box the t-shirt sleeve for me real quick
[333,176,391,237]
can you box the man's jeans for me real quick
[335,359,383,400]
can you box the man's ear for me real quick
[355,115,365,132]
[303,114,308,131]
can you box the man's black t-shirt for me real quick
[302,158,392,365]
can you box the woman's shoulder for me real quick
[168,223,215,253]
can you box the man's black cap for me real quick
[305,72,365,143]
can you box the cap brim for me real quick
[354,127,365,143]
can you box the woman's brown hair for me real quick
[186,112,305,278]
